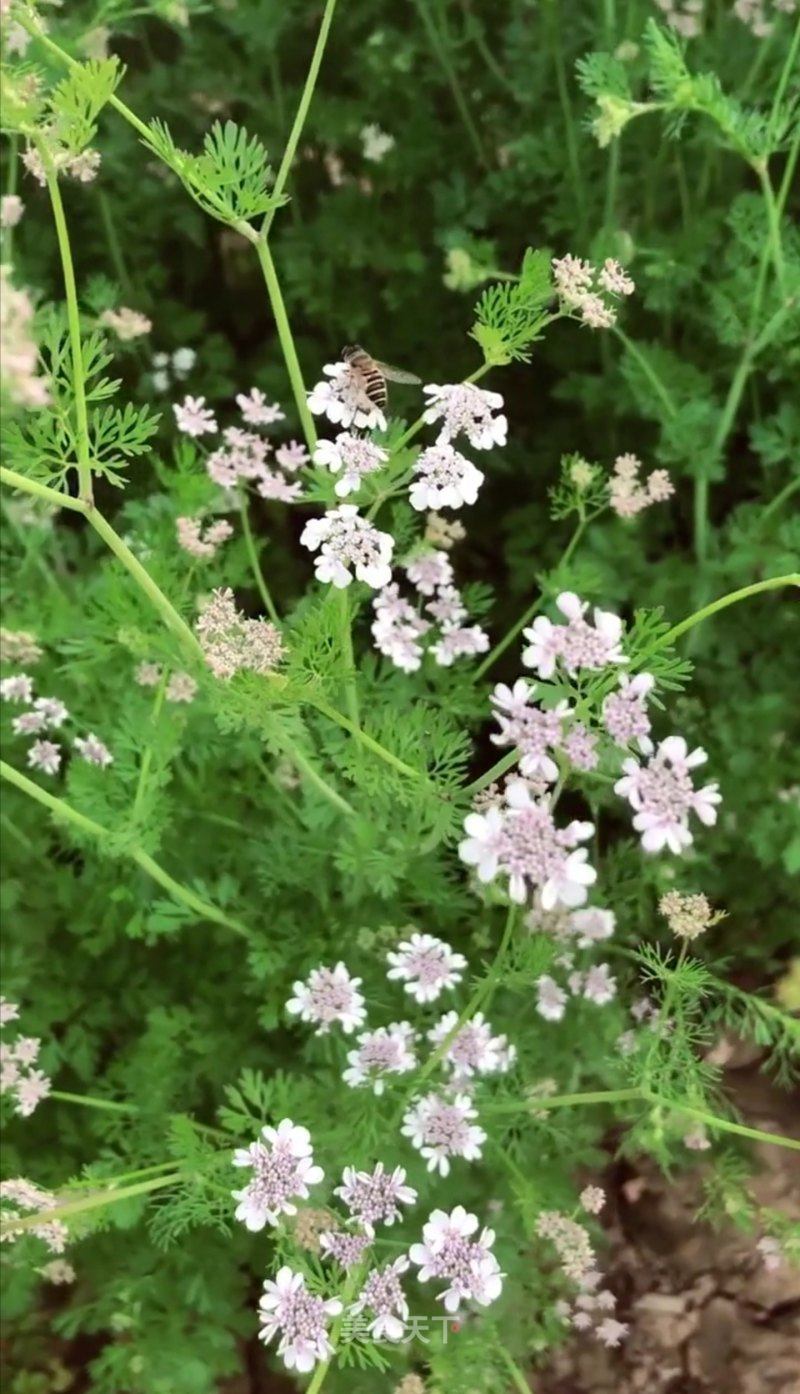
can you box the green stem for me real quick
[611,328,677,419]
[412,0,488,167]
[336,589,360,733]
[496,1339,532,1394]
[643,1092,800,1152]
[546,0,585,237]
[309,694,434,786]
[474,512,589,679]
[304,1263,365,1394]
[758,474,800,526]
[290,745,355,816]
[40,149,93,505]
[239,490,280,624]
[0,466,87,513]
[49,1089,138,1114]
[462,746,520,797]
[261,0,339,236]
[254,236,317,453]
[487,1088,642,1115]
[97,188,134,298]
[0,760,250,938]
[132,666,169,820]
[1,1172,184,1236]
[646,574,799,653]
[755,160,785,293]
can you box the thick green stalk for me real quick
[239,490,280,624]
[40,152,93,505]
[49,1089,138,1114]
[261,0,339,236]
[647,574,799,653]
[0,761,250,938]
[254,237,317,452]
[309,694,433,786]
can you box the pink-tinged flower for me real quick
[236,388,285,427]
[11,711,47,736]
[536,975,568,1022]
[422,383,507,451]
[231,1120,324,1231]
[300,505,394,589]
[11,1036,40,1067]
[552,254,594,305]
[286,962,366,1035]
[73,733,113,768]
[173,395,217,437]
[27,740,61,776]
[100,307,152,341]
[39,1258,76,1284]
[275,440,310,472]
[319,1228,371,1268]
[165,672,198,704]
[0,1178,68,1254]
[603,672,655,753]
[386,933,467,1004]
[1,674,34,704]
[350,1257,410,1341]
[258,1266,342,1373]
[409,442,484,511]
[490,682,565,783]
[256,469,303,502]
[569,907,615,947]
[334,1163,417,1232]
[195,587,284,680]
[522,592,626,679]
[597,1317,628,1348]
[135,662,162,688]
[307,361,387,431]
[562,722,598,771]
[342,1024,417,1093]
[404,550,454,595]
[580,1186,606,1215]
[425,585,466,626]
[0,195,24,229]
[409,1206,503,1313]
[580,963,617,1006]
[599,259,635,296]
[32,697,69,729]
[0,998,20,1026]
[431,623,489,666]
[372,585,430,672]
[460,780,596,908]
[14,1068,51,1116]
[427,1011,515,1080]
[176,516,233,559]
[314,433,388,498]
[614,735,721,854]
[401,1092,486,1175]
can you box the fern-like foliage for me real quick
[143,119,287,229]
[471,248,554,365]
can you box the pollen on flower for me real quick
[195,587,284,680]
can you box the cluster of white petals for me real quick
[409,442,484,512]
[0,1178,68,1254]
[603,672,655,753]
[195,587,284,680]
[350,1257,409,1341]
[386,932,467,1003]
[342,1023,417,1093]
[3,672,112,780]
[173,394,218,438]
[334,1163,417,1232]
[258,1266,341,1373]
[460,778,596,908]
[615,736,721,854]
[301,505,394,589]
[552,254,634,329]
[422,383,507,451]
[427,1011,515,1080]
[176,515,233,559]
[401,1091,486,1174]
[0,1002,51,1117]
[522,592,626,680]
[313,432,389,498]
[371,550,487,671]
[410,1206,503,1312]
[286,962,366,1035]
[232,1120,324,1231]
[100,306,152,341]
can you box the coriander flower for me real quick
[32,697,69,729]
[172,347,196,377]
[459,779,596,908]
[0,1178,68,1254]
[73,733,113,768]
[422,383,507,450]
[286,962,366,1035]
[195,587,284,680]
[569,907,615,946]
[360,123,396,162]
[314,433,388,498]
[371,585,430,672]
[430,624,488,666]
[490,681,566,783]
[536,975,568,1022]
[300,505,394,589]
[342,1023,417,1093]
[401,1091,486,1175]
[258,1266,342,1373]
[27,740,61,776]
[307,361,387,431]
[404,549,454,595]
[427,1011,515,1079]
[166,672,197,704]
[350,1257,409,1341]
[256,469,303,502]
[599,258,635,297]
[386,932,467,1003]
[236,388,285,427]
[522,592,626,679]
[176,516,233,559]
[232,1120,324,1231]
[409,1206,503,1313]
[135,662,162,688]
[100,307,152,341]
[0,630,43,665]
[173,395,217,437]
[0,195,24,229]
[319,1228,371,1268]
[275,440,310,472]
[409,442,485,511]
[603,672,655,753]
[334,1162,417,1231]
[614,735,721,854]
[1,674,34,704]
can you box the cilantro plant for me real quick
[1,2,798,1391]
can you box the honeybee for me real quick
[341,344,421,412]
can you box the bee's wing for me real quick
[374,361,422,385]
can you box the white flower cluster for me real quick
[0,1177,68,1256]
[608,453,674,519]
[0,999,51,1117]
[615,736,721,854]
[134,662,198,705]
[490,678,598,781]
[173,384,309,502]
[300,505,394,589]
[371,550,488,671]
[460,778,596,909]
[539,1210,628,1349]
[151,346,196,394]
[1,669,112,777]
[552,254,634,329]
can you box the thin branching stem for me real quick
[239,489,280,624]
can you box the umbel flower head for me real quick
[552,254,634,329]
[300,505,394,589]
[409,1205,504,1313]
[422,383,507,450]
[195,587,284,680]
[615,735,721,854]
[314,432,389,497]
[460,779,596,908]
[334,1162,417,1232]
[401,1091,486,1174]
[231,1120,324,1231]
[286,962,366,1034]
[522,592,626,680]
[386,932,467,1003]
[409,442,485,511]
[0,1178,68,1254]
[342,1023,417,1093]
[350,1257,410,1341]
[258,1266,342,1373]
[427,1011,516,1080]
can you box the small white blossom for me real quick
[173,395,217,437]
[32,697,69,729]
[172,347,196,377]
[236,388,285,426]
[536,975,568,1022]
[430,623,489,666]
[74,733,113,768]
[580,1186,606,1214]
[258,1266,342,1373]
[350,1257,409,1341]
[314,433,388,497]
[286,962,366,1035]
[404,549,454,595]
[0,195,24,229]
[615,735,721,854]
[342,1023,417,1093]
[422,383,507,450]
[360,123,396,162]
[427,1011,515,1080]
[307,361,387,431]
[1,674,34,704]
[603,672,655,753]
[300,505,394,589]
[335,1162,417,1232]
[409,442,484,511]
[401,1091,486,1175]
[522,592,626,680]
[232,1120,324,1231]
[386,933,467,1003]
[460,779,596,908]
[409,1206,503,1313]
[27,740,61,776]
[275,440,310,472]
